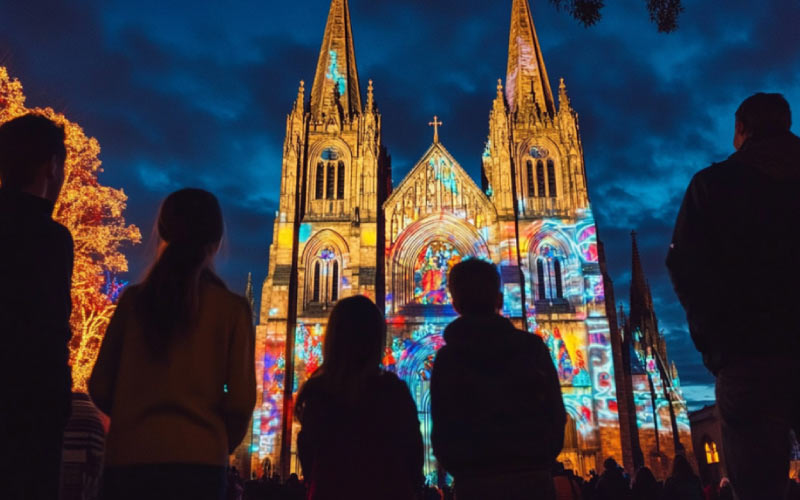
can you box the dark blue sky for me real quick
[2,0,799,409]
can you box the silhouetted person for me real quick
[667,92,800,500]
[594,458,631,500]
[430,259,566,500]
[89,188,256,500]
[660,455,703,500]
[630,466,660,500]
[553,462,583,500]
[0,114,71,500]
[295,295,424,500]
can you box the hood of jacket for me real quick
[728,131,800,180]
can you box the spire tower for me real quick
[309,0,362,118]
[505,0,555,117]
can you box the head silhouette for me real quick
[632,466,657,489]
[320,295,385,384]
[138,188,225,356]
[0,113,66,202]
[669,454,694,479]
[448,258,502,315]
[734,92,792,149]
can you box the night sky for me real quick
[2,0,799,410]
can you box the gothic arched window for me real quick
[309,246,341,306]
[526,160,535,197]
[554,258,564,299]
[535,246,566,300]
[331,261,339,301]
[704,440,720,464]
[547,159,557,198]
[326,163,335,200]
[536,259,546,300]
[536,160,546,198]
[312,262,321,302]
[337,161,345,199]
[315,162,324,199]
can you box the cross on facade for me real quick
[428,115,442,143]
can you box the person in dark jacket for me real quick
[594,458,630,500]
[0,114,71,500]
[430,259,566,500]
[295,295,424,500]
[660,455,703,500]
[630,466,660,500]
[666,93,800,500]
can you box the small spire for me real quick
[366,79,374,112]
[496,78,503,98]
[428,115,442,144]
[294,80,305,112]
[558,77,571,113]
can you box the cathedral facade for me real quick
[249,0,691,481]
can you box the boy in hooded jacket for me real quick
[431,259,566,500]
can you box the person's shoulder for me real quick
[510,327,546,352]
[377,370,408,392]
[205,279,251,313]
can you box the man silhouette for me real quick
[430,259,566,500]
[0,114,72,499]
[667,93,800,500]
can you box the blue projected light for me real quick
[326,50,347,95]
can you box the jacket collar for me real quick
[0,187,55,217]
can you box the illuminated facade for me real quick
[248,0,687,480]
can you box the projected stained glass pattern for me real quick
[413,241,463,305]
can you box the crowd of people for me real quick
[1,90,799,500]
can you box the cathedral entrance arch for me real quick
[386,213,491,316]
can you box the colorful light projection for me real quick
[587,319,618,424]
[325,50,347,95]
[384,324,447,483]
[256,345,286,457]
[534,325,591,387]
[412,241,462,305]
[428,155,459,195]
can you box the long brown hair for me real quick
[296,295,386,413]
[137,188,225,357]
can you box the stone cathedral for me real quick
[247,0,692,481]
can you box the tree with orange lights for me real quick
[0,67,141,390]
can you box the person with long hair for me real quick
[295,295,424,499]
[89,188,256,500]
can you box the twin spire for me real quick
[309,0,362,118]
[505,0,556,117]
[308,0,556,120]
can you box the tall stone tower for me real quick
[481,0,622,473]
[619,231,694,479]
[251,0,390,474]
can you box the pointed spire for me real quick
[505,0,555,117]
[630,230,656,345]
[365,79,374,112]
[309,0,362,118]
[493,78,506,114]
[294,80,305,113]
[558,77,571,113]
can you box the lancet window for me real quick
[309,247,340,306]
[535,245,565,301]
[315,147,345,201]
[704,440,720,464]
[526,160,535,197]
[547,159,557,198]
[536,160,546,198]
